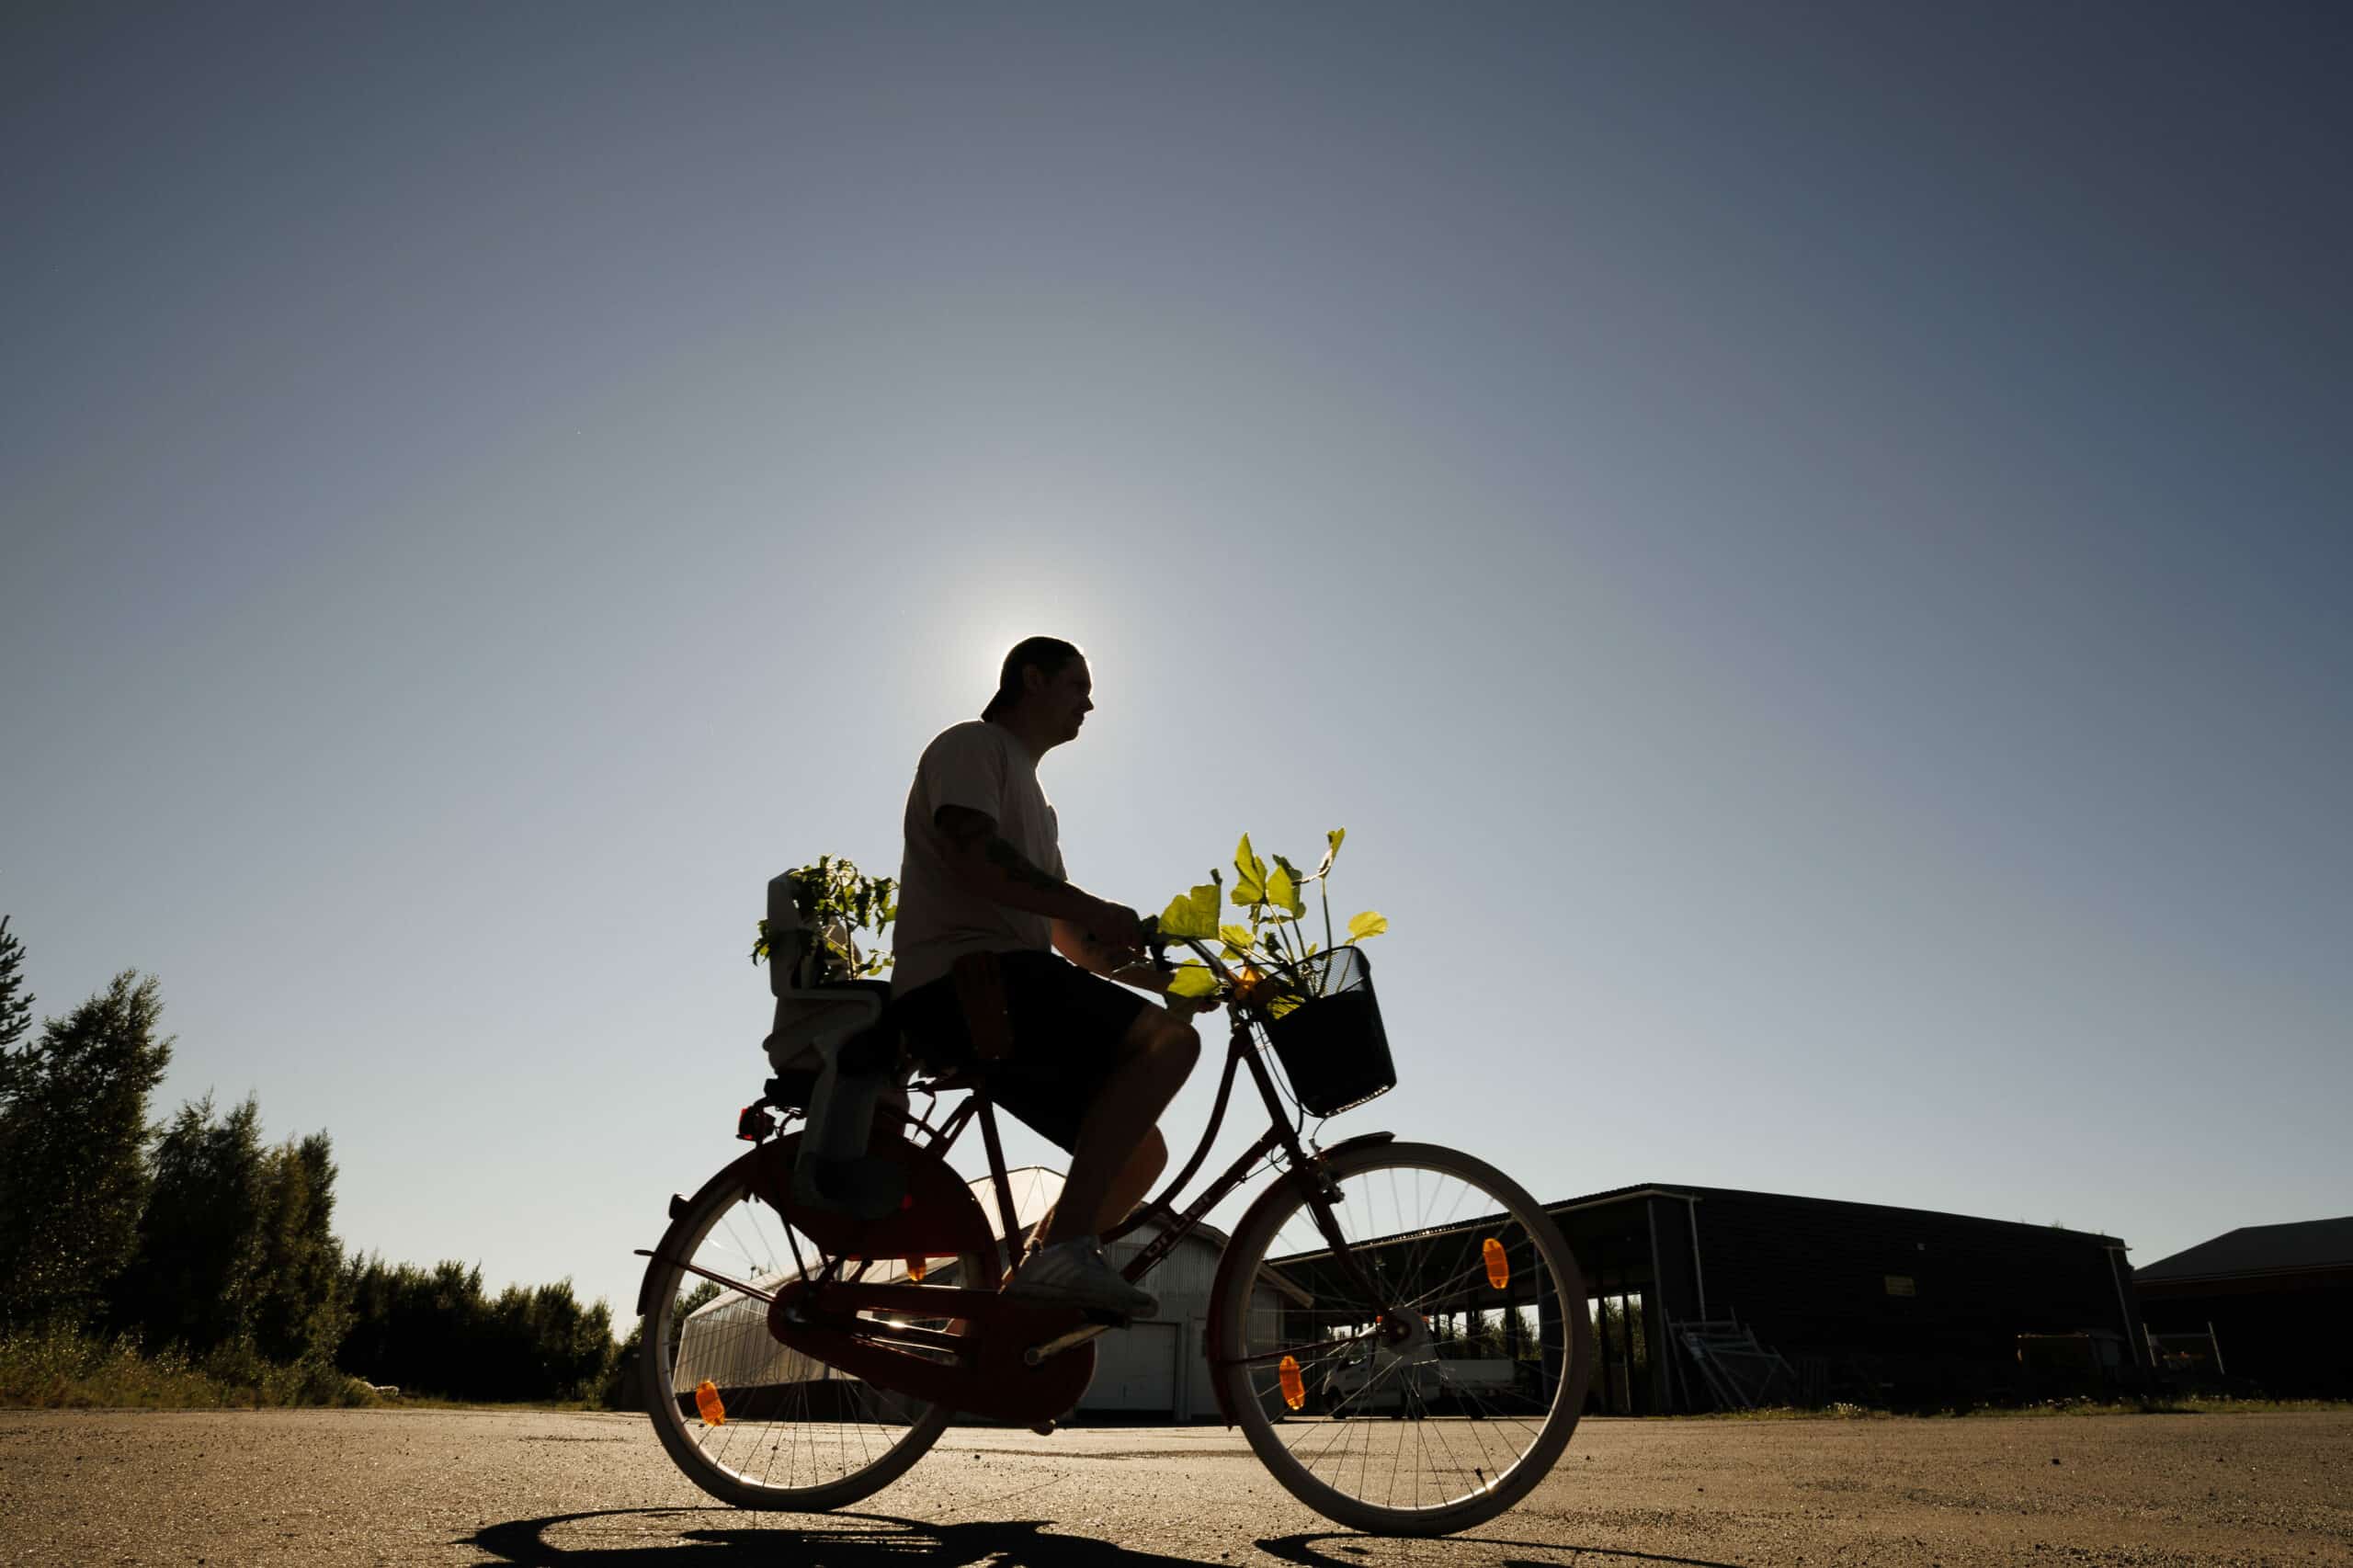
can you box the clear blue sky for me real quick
[5,2,2347,1327]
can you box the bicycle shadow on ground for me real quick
[461,1507,1220,1567]
[1259,1532,1748,1568]
[460,1508,1750,1568]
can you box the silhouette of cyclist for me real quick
[891,636,1205,1318]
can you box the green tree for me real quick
[250,1131,351,1367]
[1591,1296,1649,1376]
[1497,1306,1538,1365]
[108,1094,268,1353]
[0,971,173,1329]
[0,916,32,1088]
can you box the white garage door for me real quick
[1085,1320,1178,1411]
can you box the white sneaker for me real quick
[1003,1238,1158,1319]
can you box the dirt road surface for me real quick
[4,1408,2346,1566]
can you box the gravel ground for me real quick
[2,1407,2347,1566]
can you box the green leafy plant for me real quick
[751,856,897,983]
[1158,829,1386,1004]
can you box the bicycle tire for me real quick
[637,1149,984,1512]
[1209,1141,1592,1536]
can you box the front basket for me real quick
[1258,945,1395,1117]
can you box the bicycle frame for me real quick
[888,1017,1273,1269]
[887,988,1398,1333]
[642,946,1407,1427]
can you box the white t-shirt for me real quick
[892,721,1066,994]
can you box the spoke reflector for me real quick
[1483,1235,1509,1289]
[1279,1355,1306,1411]
[693,1379,725,1426]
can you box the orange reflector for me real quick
[694,1379,725,1426]
[906,1256,926,1282]
[1483,1236,1509,1290]
[1279,1355,1305,1411]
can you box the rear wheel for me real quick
[1211,1142,1592,1536]
[637,1153,985,1511]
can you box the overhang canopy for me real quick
[2135,1215,2353,1290]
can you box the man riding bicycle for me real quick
[890,636,1204,1318]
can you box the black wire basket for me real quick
[1256,945,1395,1117]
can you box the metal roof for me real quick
[1548,1182,2126,1245]
[2134,1216,2353,1285]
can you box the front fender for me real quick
[1316,1131,1395,1161]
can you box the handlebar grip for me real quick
[1139,915,1173,974]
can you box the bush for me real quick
[336,1257,617,1403]
[0,1323,380,1410]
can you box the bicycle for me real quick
[632,928,1594,1537]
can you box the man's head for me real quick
[983,635,1092,752]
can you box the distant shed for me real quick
[2134,1216,2353,1397]
[1292,1182,2144,1414]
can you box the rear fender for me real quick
[637,1147,763,1320]
[634,1130,995,1320]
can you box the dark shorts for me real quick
[892,949,1152,1153]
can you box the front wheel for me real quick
[1211,1142,1593,1536]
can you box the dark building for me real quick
[1280,1182,2145,1414]
[1553,1185,2143,1411]
[2134,1216,2353,1398]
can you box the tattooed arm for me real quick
[1051,918,1172,987]
[934,804,1144,950]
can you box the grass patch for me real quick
[1701,1402,1894,1421]
[1988,1394,2353,1417]
[0,1324,381,1411]
[1692,1394,2353,1421]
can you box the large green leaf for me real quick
[1159,882,1222,939]
[1347,910,1389,942]
[1231,833,1267,906]
[1166,963,1220,1000]
[1267,862,1305,919]
[1279,857,1317,918]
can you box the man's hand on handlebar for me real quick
[1161,986,1221,1019]
[1079,896,1147,958]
